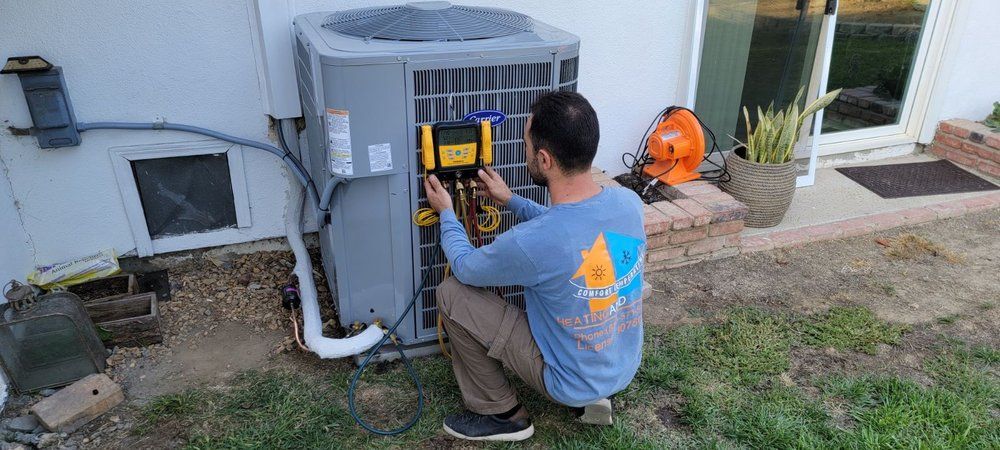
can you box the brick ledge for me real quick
[741,191,1000,253]
[591,167,748,271]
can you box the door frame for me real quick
[680,0,960,182]
[813,0,957,156]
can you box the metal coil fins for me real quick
[322,1,534,42]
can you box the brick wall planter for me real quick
[835,22,921,39]
[928,119,1000,179]
[827,86,900,129]
[591,168,748,271]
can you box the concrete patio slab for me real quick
[743,153,998,237]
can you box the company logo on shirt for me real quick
[571,232,645,312]
[560,232,645,352]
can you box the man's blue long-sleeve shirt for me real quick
[438,187,646,407]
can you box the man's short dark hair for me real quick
[528,91,599,174]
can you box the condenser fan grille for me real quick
[322,1,534,42]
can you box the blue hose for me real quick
[76,121,321,208]
[347,244,442,435]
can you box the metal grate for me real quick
[558,56,579,92]
[413,62,552,333]
[559,82,578,92]
[323,2,534,42]
[559,57,579,84]
[414,63,552,97]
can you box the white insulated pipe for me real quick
[285,169,383,358]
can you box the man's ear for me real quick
[537,148,554,170]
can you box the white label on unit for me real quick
[368,143,393,172]
[326,108,353,176]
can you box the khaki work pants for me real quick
[436,277,552,415]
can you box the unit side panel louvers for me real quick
[558,56,579,92]
[410,61,553,339]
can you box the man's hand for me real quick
[423,175,453,213]
[476,166,513,206]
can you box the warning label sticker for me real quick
[326,108,353,176]
[368,143,393,173]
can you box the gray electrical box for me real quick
[1,57,80,148]
[293,2,580,346]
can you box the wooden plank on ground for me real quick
[31,374,124,433]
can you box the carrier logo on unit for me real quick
[463,110,507,127]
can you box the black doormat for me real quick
[835,160,998,199]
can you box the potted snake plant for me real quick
[722,87,842,227]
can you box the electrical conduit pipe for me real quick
[77,120,382,358]
[284,168,383,358]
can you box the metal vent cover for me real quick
[411,61,557,337]
[322,1,534,42]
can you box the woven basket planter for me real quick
[720,147,797,228]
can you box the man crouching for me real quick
[423,91,646,441]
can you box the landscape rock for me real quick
[37,433,60,448]
[10,433,38,446]
[5,415,38,433]
[39,389,57,397]
[1,442,30,450]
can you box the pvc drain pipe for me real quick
[285,169,383,358]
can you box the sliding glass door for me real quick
[694,0,831,185]
[821,0,931,133]
[695,0,827,147]
[692,0,943,185]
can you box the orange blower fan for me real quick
[642,109,706,186]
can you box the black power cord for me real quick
[621,106,731,191]
[622,106,680,192]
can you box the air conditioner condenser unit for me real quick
[293,1,580,349]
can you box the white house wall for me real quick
[1,1,306,266]
[935,0,1000,123]
[0,163,32,284]
[0,0,693,265]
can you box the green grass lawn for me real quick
[139,307,998,449]
[828,35,918,99]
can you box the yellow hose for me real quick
[477,204,501,233]
[411,207,439,226]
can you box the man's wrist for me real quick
[506,193,522,209]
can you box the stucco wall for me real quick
[0,1,287,268]
[0,163,32,284]
[0,0,693,267]
[935,0,1000,123]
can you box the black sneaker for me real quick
[442,410,534,441]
